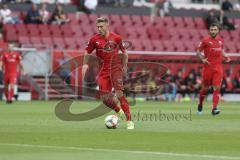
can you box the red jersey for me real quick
[197,36,224,68]
[1,51,22,76]
[86,32,125,71]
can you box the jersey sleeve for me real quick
[85,37,95,54]
[196,39,206,52]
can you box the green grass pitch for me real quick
[0,100,240,160]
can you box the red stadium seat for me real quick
[168,28,180,40]
[194,17,207,29]
[131,15,144,27]
[121,15,133,27]
[188,29,201,41]
[30,36,42,45]
[141,40,155,51]
[158,28,170,40]
[141,16,152,26]
[225,42,237,53]
[162,17,175,28]
[126,28,139,39]
[178,29,191,40]
[152,40,164,51]
[5,29,18,42]
[146,25,160,40]
[174,41,186,52]
[162,40,175,52]
[79,13,90,25]
[173,17,185,28]
[68,13,79,25]
[60,24,73,38]
[183,17,195,28]
[199,29,208,39]
[18,36,30,45]
[136,28,149,39]
[184,41,197,52]
[89,14,98,24]
[130,39,143,51]
[41,37,53,46]
[114,25,128,39]
[110,15,122,26]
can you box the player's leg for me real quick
[197,69,211,113]
[98,76,121,113]
[7,77,16,103]
[211,70,223,115]
[111,69,134,129]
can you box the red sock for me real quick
[199,89,207,106]
[103,98,120,113]
[119,96,131,121]
[213,90,220,109]
[8,87,14,101]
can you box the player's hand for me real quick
[224,56,231,63]
[201,58,210,65]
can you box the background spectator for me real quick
[234,0,240,11]
[206,10,218,28]
[25,4,42,24]
[39,3,49,24]
[82,0,98,14]
[218,10,237,30]
[50,4,70,25]
[0,4,20,24]
[221,0,233,11]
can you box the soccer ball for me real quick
[104,115,119,129]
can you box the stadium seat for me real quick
[131,15,144,27]
[126,28,139,39]
[174,41,186,52]
[194,17,207,29]
[68,13,79,25]
[141,40,155,51]
[79,13,90,25]
[158,28,170,40]
[173,17,185,28]
[162,40,175,52]
[4,27,18,42]
[146,25,160,40]
[30,36,42,45]
[41,37,53,46]
[198,29,208,39]
[114,25,128,39]
[141,16,152,26]
[162,17,175,28]
[61,24,73,38]
[183,17,195,28]
[168,28,180,40]
[18,36,30,45]
[178,29,191,40]
[136,28,149,39]
[121,15,133,27]
[89,14,98,24]
[152,40,164,51]
[184,41,196,52]
[109,15,122,26]
[130,39,143,51]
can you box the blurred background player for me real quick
[1,44,23,104]
[196,23,231,115]
[82,17,134,129]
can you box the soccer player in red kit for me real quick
[82,17,134,129]
[196,23,230,115]
[1,44,23,104]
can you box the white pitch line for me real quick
[0,143,240,160]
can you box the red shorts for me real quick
[4,74,17,85]
[97,68,124,95]
[202,67,223,87]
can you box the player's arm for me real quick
[221,50,231,63]
[196,41,210,65]
[82,38,95,77]
[119,40,128,74]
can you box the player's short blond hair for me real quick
[96,17,109,24]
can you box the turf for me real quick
[0,100,240,160]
